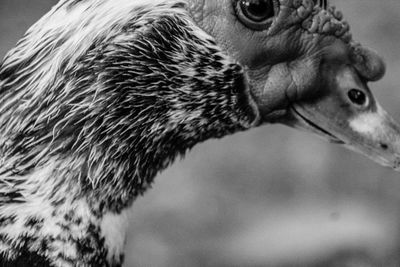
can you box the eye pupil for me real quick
[239,0,274,23]
[348,89,367,106]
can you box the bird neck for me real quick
[0,6,259,213]
[0,2,260,265]
[0,169,130,266]
[0,101,256,266]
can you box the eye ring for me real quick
[348,89,368,107]
[234,0,278,31]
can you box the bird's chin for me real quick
[286,105,345,145]
[259,109,289,124]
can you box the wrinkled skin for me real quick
[188,0,400,170]
[0,1,398,265]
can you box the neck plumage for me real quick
[0,0,258,265]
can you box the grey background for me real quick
[1,0,400,266]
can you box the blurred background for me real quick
[2,0,400,266]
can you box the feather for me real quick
[0,0,258,265]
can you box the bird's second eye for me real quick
[235,0,276,30]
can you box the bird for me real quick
[0,0,399,266]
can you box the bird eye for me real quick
[348,89,368,106]
[235,0,277,30]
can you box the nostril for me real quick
[348,89,367,106]
[380,143,389,150]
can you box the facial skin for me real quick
[0,1,398,265]
[188,0,353,116]
[187,0,400,170]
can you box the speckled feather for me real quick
[0,0,258,266]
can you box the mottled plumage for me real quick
[0,0,399,266]
[0,1,258,265]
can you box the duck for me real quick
[0,0,399,266]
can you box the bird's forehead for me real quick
[187,0,352,67]
[188,0,350,38]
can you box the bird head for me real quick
[188,0,400,170]
[1,0,399,201]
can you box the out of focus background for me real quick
[2,1,400,266]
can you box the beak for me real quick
[283,47,400,171]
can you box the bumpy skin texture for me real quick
[0,0,395,266]
[189,0,376,118]
[190,0,400,171]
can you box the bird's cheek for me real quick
[285,57,322,101]
[250,63,293,118]
[249,58,319,122]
